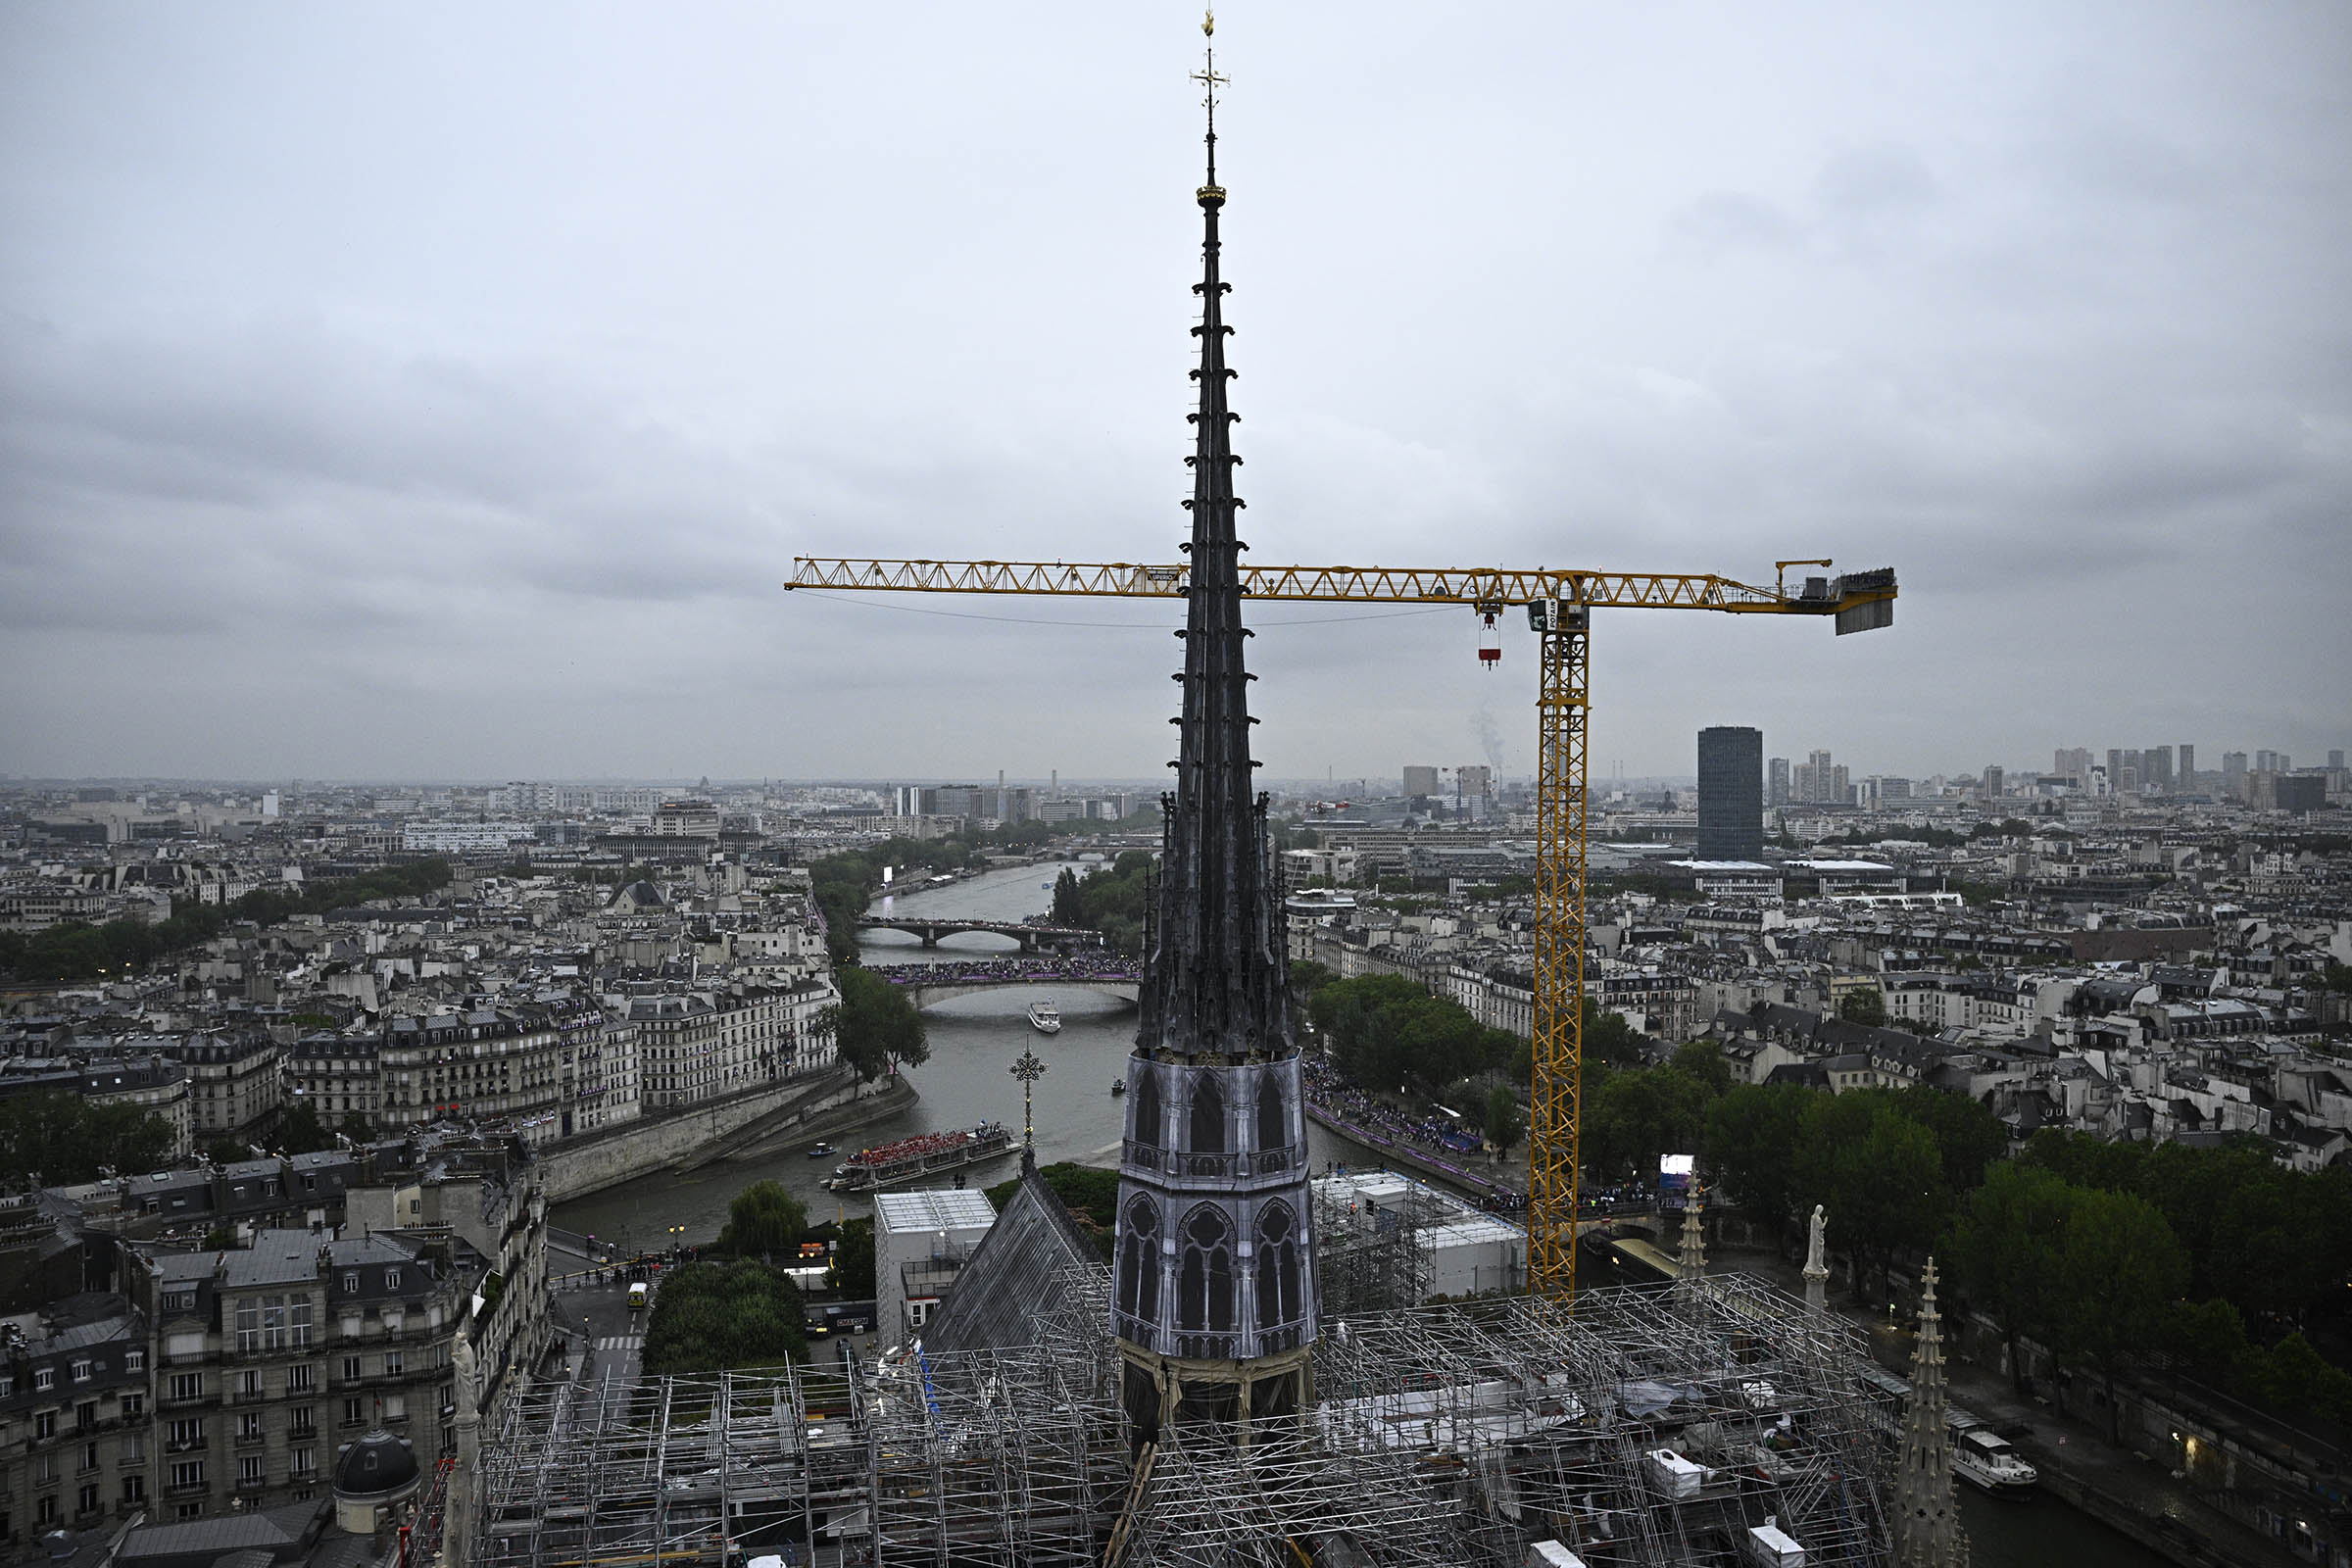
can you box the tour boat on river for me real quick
[823,1121,1015,1194]
[1027,1000,1062,1034]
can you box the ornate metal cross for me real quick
[1009,1048,1048,1150]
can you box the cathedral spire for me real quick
[1112,15,1318,1452]
[1135,6,1288,1067]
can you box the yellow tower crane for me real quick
[787,556,1898,1299]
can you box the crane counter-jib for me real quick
[786,557,1896,618]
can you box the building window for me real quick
[341,1273,360,1294]
[238,1370,262,1399]
[169,1460,205,1492]
[34,1498,57,1527]
[383,1351,403,1377]
[290,1405,316,1438]
[343,1397,367,1426]
[169,1373,202,1402]
[124,1348,145,1373]
[122,1393,144,1418]
[384,1269,401,1291]
[122,1477,146,1505]
[33,1368,54,1393]
[75,1401,96,1433]
[287,1364,314,1394]
[170,1418,204,1448]
[342,1356,363,1383]
[76,1485,98,1517]
[290,1447,315,1478]
[35,1453,58,1483]
[237,1455,263,1484]
[34,1412,57,1441]
[238,1411,264,1442]
[70,1359,92,1383]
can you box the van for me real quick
[627,1282,649,1312]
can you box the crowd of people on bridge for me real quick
[869,955,1140,985]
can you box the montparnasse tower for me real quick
[1111,11,1319,1449]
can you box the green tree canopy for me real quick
[1309,975,1516,1098]
[1946,1159,2079,1391]
[1584,1065,1711,1185]
[718,1180,809,1258]
[1701,1083,1813,1235]
[1837,987,1887,1027]
[640,1259,808,1374]
[0,1091,174,1186]
[2054,1187,2188,1443]
[1485,1085,1525,1156]
[830,1217,876,1297]
[833,968,931,1081]
[1795,1096,1945,1299]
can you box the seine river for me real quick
[553,862,2164,1566]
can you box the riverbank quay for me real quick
[1715,1237,2311,1568]
[539,1065,906,1201]
[1302,1100,1526,1205]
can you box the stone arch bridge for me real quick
[855,915,1100,953]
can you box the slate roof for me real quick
[920,1156,1102,1356]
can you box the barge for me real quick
[824,1121,1015,1194]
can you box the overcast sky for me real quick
[3,3,2346,786]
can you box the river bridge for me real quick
[855,915,1100,952]
[869,958,1142,1011]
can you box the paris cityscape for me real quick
[3,7,2348,1568]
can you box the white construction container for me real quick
[1642,1448,1704,1499]
[1744,1521,1806,1568]
[1524,1544,1591,1568]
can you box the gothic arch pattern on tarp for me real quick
[1130,1061,1161,1148]
[1188,1069,1225,1153]
[1252,1198,1300,1331]
[1116,1194,1160,1327]
[1176,1202,1235,1334]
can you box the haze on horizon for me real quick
[3,3,2346,786]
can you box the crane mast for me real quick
[790,557,1895,1300]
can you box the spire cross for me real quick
[1010,1048,1048,1150]
[1193,12,1226,184]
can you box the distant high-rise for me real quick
[2332,750,2346,771]
[1455,764,1492,798]
[1983,765,2004,801]
[2178,745,2194,787]
[1401,764,1440,798]
[2054,747,2090,783]
[2141,746,2174,793]
[1767,757,1790,808]
[1696,727,1764,860]
[2224,751,2249,799]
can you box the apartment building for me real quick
[619,977,840,1110]
[4,1137,554,1548]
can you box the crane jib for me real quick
[790,558,1897,620]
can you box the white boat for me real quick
[1027,1000,1062,1034]
[1952,1426,2038,1494]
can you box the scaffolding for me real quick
[1310,1180,1439,1317]
[466,1269,1894,1568]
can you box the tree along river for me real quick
[553,863,2163,1566]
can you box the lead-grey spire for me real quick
[1111,13,1318,1452]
